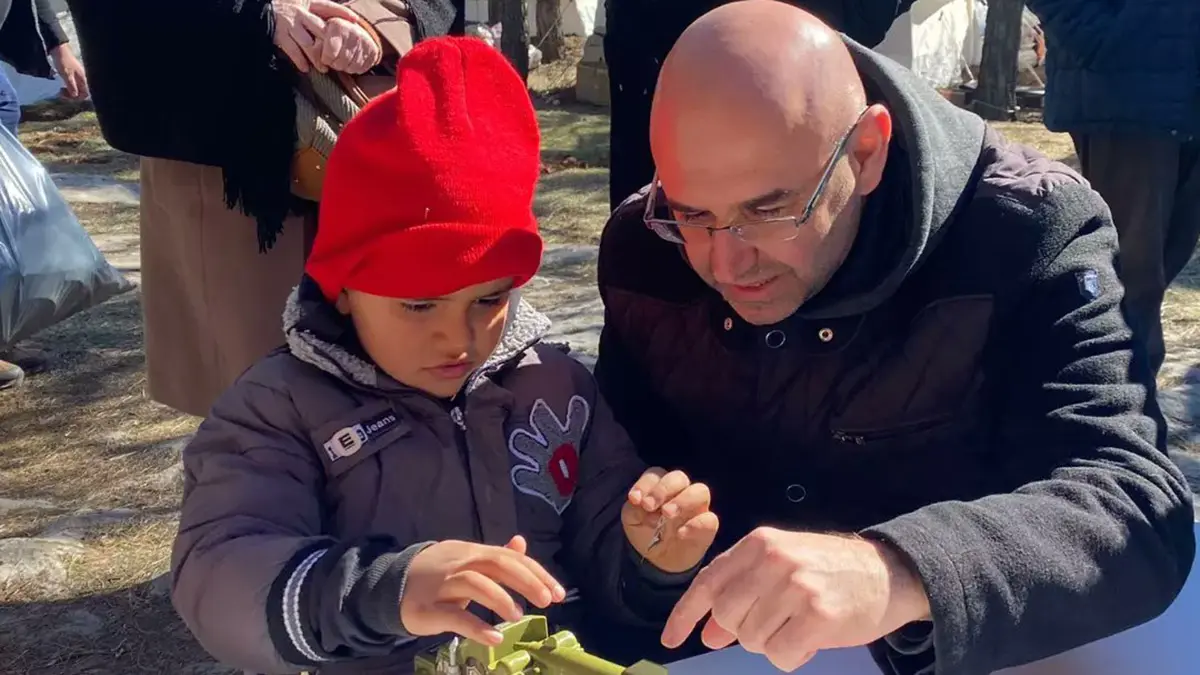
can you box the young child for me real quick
[170,36,719,675]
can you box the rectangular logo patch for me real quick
[322,411,399,461]
[1077,269,1100,300]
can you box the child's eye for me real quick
[401,301,435,313]
[476,294,507,307]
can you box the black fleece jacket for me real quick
[592,36,1197,675]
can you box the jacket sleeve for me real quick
[862,193,1196,675]
[838,0,918,47]
[1022,0,1120,65]
[408,0,460,38]
[172,378,432,674]
[33,0,69,50]
[559,364,699,628]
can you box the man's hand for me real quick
[661,527,931,672]
[48,45,88,100]
[623,468,720,573]
[272,0,361,73]
[400,535,568,646]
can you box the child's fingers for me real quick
[441,569,523,623]
[429,600,506,645]
[628,467,666,506]
[643,470,691,511]
[674,511,720,543]
[504,534,528,555]
[660,482,711,520]
[465,548,565,606]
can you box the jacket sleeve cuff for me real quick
[267,544,335,667]
[356,541,436,637]
[861,516,969,672]
[617,541,698,624]
[626,540,700,587]
[884,622,934,654]
[33,0,69,48]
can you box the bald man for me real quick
[603,0,917,209]
[591,2,1196,674]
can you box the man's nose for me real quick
[708,229,757,283]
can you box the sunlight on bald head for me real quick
[645,0,890,327]
[650,0,867,197]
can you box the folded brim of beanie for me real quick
[343,220,545,300]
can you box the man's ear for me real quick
[851,104,893,197]
[335,290,352,315]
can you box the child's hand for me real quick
[622,468,720,574]
[400,535,567,645]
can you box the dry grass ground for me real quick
[0,58,1197,674]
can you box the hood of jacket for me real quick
[281,275,552,395]
[795,37,988,321]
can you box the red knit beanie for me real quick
[306,36,543,301]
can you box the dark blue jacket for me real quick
[1025,0,1200,140]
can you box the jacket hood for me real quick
[281,276,551,393]
[796,37,988,321]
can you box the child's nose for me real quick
[438,315,474,355]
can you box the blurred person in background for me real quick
[1025,0,1200,378]
[604,0,918,211]
[0,0,89,390]
[65,0,459,415]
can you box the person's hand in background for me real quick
[48,44,88,99]
[311,14,382,74]
[272,0,361,73]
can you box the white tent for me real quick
[875,0,1044,90]
[874,0,977,89]
[466,0,605,38]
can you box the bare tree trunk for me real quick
[499,0,529,81]
[535,0,564,63]
[972,0,1024,121]
[488,0,503,25]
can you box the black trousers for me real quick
[1072,131,1200,376]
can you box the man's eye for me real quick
[401,302,435,313]
[753,206,788,218]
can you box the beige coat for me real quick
[139,157,316,417]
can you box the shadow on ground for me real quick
[0,577,231,675]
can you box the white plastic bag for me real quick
[0,124,133,349]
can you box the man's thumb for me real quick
[308,0,361,22]
[505,535,528,555]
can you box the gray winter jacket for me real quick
[171,279,690,675]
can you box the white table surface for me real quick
[668,523,1200,675]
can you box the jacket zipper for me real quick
[831,415,953,446]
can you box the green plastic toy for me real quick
[414,615,669,675]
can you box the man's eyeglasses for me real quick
[642,107,870,245]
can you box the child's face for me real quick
[338,278,514,398]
